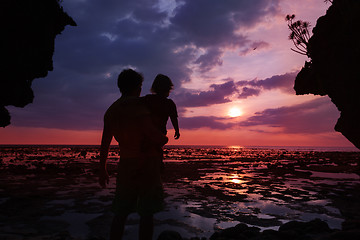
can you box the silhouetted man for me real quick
[99,69,168,240]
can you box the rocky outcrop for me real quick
[157,219,360,240]
[294,0,360,149]
[0,0,76,127]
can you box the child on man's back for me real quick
[144,74,180,139]
[143,74,180,170]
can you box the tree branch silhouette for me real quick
[286,14,311,56]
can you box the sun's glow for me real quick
[228,107,242,117]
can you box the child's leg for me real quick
[139,214,154,240]
[110,214,128,240]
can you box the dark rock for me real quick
[208,219,337,240]
[0,107,10,128]
[158,230,183,240]
[209,232,220,240]
[293,0,360,149]
[210,223,261,240]
[341,219,360,231]
[86,237,107,240]
[261,229,282,240]
[0,0,76,127]
[328,229,360,240]
[80,150,88,158]
[279,219,331,234]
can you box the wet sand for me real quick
[0,146,359,239]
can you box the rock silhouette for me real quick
[156,219,360,240]
[293,0,360,149]
[0,0,76,127]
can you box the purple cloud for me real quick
[171,0,280,47]
[170,0,280,71]
[175,80,237,107]
[238,87,261,99]
[176,97,339,134]
[194,48,223,72]
[239,97,339,133]
[237,72,297,94]
[175,72,297,109]
[179,116,233,130]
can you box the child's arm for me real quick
[170,115,180,139]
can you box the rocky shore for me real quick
[158,218,360,240]
[0,146,359,239]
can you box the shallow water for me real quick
[0,145,359,239]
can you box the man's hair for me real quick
[117,69,144,94]
[151,74,174,94]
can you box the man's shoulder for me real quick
[104,98,122,117]
[143,94,172,104]
[105,97,149,119]
[142,94,159,102]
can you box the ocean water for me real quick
[166,145,360,152]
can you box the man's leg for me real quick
[110,214,128,240]
[139,214,154,240]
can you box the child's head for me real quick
[151,74,174,96]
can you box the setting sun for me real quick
[228,107,242,117]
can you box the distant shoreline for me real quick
[0,144,358,152]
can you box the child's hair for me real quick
[151,74,174,94]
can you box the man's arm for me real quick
[99,123,112,188]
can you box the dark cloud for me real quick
[194,48,223,73]
[8,0,284,130]
[171,0,280,47]
[239,97,339,133]
[237,71,297,93]
[175,80,237,107]
[171,0,280,71]
[235,71,297,99]
[174,71,297,109]
[238,87,261,99]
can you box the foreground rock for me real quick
[158,219,360,240]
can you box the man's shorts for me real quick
[111,157,164,216]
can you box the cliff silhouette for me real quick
[0,0,76,127]
[292,0,360,149]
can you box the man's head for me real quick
[117,69,144,96]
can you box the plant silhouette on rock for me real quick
[287,0,360,149]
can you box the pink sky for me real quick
[1,0,354,147]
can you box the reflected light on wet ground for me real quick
[0,146,359,239]
[160,146,360,238]
[230,174,244,184]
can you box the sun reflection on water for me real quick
[229,174,244,184]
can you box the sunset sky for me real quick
[0,0,354,147]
